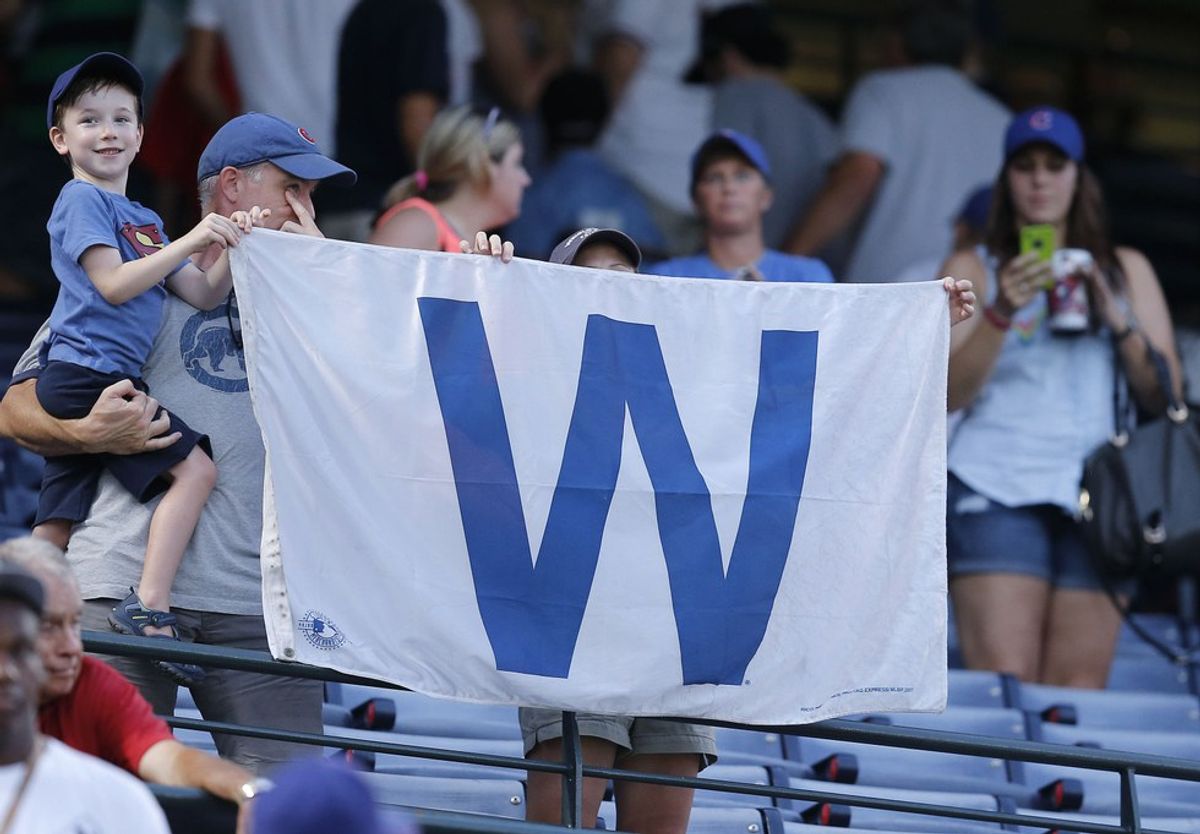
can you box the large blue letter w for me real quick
[418,299,818,685]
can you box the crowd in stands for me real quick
[0,0,1196,831]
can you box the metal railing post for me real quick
[1119,766,1142,834]
[560,711,583,828]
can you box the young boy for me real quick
[523,227,719,833]
[649,130,835,282]
[38,52,263,684]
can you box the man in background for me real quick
[785,0,1008,283]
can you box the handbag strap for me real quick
[1094,568,1197,666]
[1108,329,1184,435]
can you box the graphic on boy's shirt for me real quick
[120,222,166,257]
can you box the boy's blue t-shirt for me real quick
[46,179,180,377]
[647,250,835,283]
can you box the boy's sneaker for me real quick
[109,588,206,686]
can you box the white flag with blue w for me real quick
[232,230,949,725]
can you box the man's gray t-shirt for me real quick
[838,65,1010,284]
[713,76,838,251]
[14,295,264,614]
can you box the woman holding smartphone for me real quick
[941,107,1181,687]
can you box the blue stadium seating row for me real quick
[171,666,1194,833]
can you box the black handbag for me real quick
[1078,340,1200,579]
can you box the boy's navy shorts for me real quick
[34,361,212,526]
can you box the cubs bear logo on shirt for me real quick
[120,222,166,257]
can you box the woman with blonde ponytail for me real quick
[369,105,530,252]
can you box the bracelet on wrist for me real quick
[1114,323,1136,342]
[983,305,1012,331]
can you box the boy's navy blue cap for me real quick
[550,228,642,270]
[0,561,44,617]
[1004,107,1084,162]
[47,52,144,129]
[691,129,771,189]
[197,113,356,187]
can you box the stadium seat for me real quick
[694,764,789,808]
[1016,761,1200,817]
[1017,683,1200,731]
[947,670,1014,708]
[783,827,974,834]
[1034,722,1200,761]
[331,685,521,739]
[597,802,786,833]
[361,772,526,819]
[785,781,1007,832]
[1106,653,1195,694]
[322,702,353,727]
[714,727,793,770]
[1115,614,1187,656]
[786,736,1017,796]
[329,729,524,773]
[853,707,1029,739]
[375,760,522,781]
[1011,808,1200,833]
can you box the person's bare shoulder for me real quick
[368,207,439,251]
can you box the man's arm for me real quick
[182,26,234,128]
[398,93,441,164]
[138,739,254,807]
[475,0,569,112]
[593,31,643,105]
[783,151,884,257]
[0,378,178,457]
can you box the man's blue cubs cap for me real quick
[691,129,772,190]
[1004,107,1085,162]
[47,52,144,129]
[197,112,356,186]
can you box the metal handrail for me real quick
[85,631,1200,833]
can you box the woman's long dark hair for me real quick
[985,150,1125,293]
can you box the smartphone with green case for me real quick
[1020,224,1057,288]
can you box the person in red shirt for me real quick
[0,536,265,816]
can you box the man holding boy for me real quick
[0,107,356,769]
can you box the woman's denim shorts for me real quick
[947,473,1117,591]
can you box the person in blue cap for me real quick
[0,110,356,768]
[944,106,1181,688]
[647,130,835,283]
[34,52,274,686]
